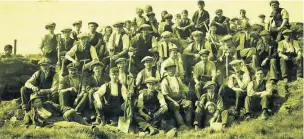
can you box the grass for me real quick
[0,79,302,139]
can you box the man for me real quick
[161,45,184,78]
[205,26,222,60]
[71,20,82,41]
[103,26,113,44]
[258,14,267,29]
[155,31,179,63]
[93,67,129,125]
[124,20,135,38]
[160,11,168,23]
[115,58,128,86]
[278,29,302,81]
[0,44,13,59]
[161,62,192,128]
[24,93,88,127]
[158,14,175,35]
[107,21,130,62]
[176,10,192,39]
[239,9,250,26]
[257,30,278,81]
[144,5,153,16]
[58,63,85,113]
[88,22,105,59]
[146,12,159,37]
[211,9,230,35]
[191,0,210,36]
[65,33,99,69]
[193,49,216,100]
[194,81,228,130]
[218,60,251,116]
[20,58,57,111]
[134,8,147,28]
[40,22,58,64]
[245,68,274,120]
[84,61,109,110]
[131,24,158,71]
[135,77,168,135]
[267,0,290,41]
[60,28,75,56]
[136,56,160,90]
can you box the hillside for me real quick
[0,78,302,139]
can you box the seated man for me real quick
[58,63,86,114]
[194,81,228,130]
[135,77,168,135]
[193,49,217,100]
[0,44,13,60]
[135,56,160,90]
[278,29,302,81]
[20,58,57,111]
[245,68,274,120]
[161,62,192,128]
[93,67,129,126]
[24,93,88,127]
[218,60,251,117]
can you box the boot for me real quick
[93,116,105,126]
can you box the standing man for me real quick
[0,45,13,59]
[161,45,184,79]
[60,28,75,56]
[93,67,129,126]
[135,77,168,135]
[131,24,158,71]
[158,14,175,35]
[161,62,192,128]
[267,0,290,41]
[134,7,147,28]
[155,31,179,63]
[136,56,160,90]
[193,49,217,100]
[191,0,210,37]
[258,14,267,29]
[20,58,57,111]
[40,22,58,64]
[176,10,193,40]
[218,60,251,117]
[71,20,82,41]
[146,12,159,37]
[278,29,302,81]
[239,9,250,27]
[88,22,105,59]
[211,9,230,35]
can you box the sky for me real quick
[0,0,303,54]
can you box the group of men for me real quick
[1,0,302,135]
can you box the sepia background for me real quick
[0,0,303,54]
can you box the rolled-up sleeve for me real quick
[66,45,78,58]
[94,84,107,98]
[161,79,169,96]
[25,71,39,89]
[122,35,130,50]
[90,46,99,61]
[157,92,167,107]
[281,9,289,19]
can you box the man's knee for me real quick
[63,109,76,121]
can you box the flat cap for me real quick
[163,62,176,70]
[29,93,43,103]
[161,31,172,37]
[231,17,239,22]
[215,9,223,14]
[240,9,246,13]
[146,12,155,17]
[113,21,124,28]
[110,67,119,73]
[4,45,12,50]
[73,20,82,26]
[258,14,266,18]
[260,30,270,36]
[61,27,72,33]
[38,57,52,65]
[221,35,233,42]
[229,59,242,65]
[269,0,280,6]
[199,49,210,55]
[145,77,159,83]
[203,81,216,89]
[197,0,205,5]
[90,61,104,69]
[136,7,144,13]
[139,24,151,31]
[67,63,79,70]
[88,22,99,27]
[45,22,56,29]
[115,58,127,64]
[191,31,204,36]
[141,56,154,63]
[169,44,178,51]
[282,29,293,34]
[77,33,90,39]
[164,14,173,19]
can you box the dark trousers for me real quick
[244,95,271,114]
[202,110,228,127]
[280,57,303,79]
[167,100,193,127]
[20,87,53,110]
[135,112,163,131]
[218,85,246,111]
[63,109,88,125]
[94,101,122,122]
